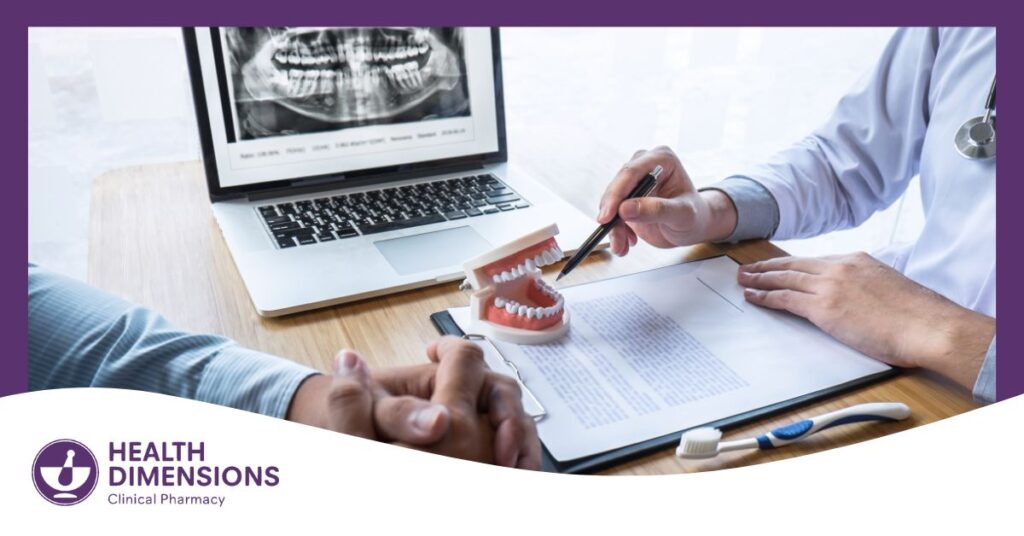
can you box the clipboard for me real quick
[431,306,899,474]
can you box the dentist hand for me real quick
[287,336,540,469]
[738,252,996,391]
[598,146,739,255]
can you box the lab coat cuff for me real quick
[700,176,780,243]
[196,345,319,419]
[972,336,996,404]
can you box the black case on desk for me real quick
[430,310,898,474]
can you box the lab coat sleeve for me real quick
[27,264,319,418]
[972,336,996,404]
[732,28,938,239]
[700,177,780,242]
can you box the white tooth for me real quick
[319,71,334,94]
[505,302,516,313]
[493,274,502,284]
[517,305,528,316]
[526,307,536,319]
[501,271,511,282]
[525,259,536,271]
[495,297,506,307]
[554,246,564,259]
[534,254,546,267]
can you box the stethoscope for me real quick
[955,76,996,160]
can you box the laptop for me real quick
[183,27,599,316]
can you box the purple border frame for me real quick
[6,0,1018,400]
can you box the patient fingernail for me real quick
[411,406,445,433]
[335,351,360,375]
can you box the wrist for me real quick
[286,374,330,428]
[926,308,995,392]
[700,189,738,243]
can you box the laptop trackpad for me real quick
[374,226,492,276]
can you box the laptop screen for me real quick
[189,27,501,189]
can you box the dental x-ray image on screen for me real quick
[223,27,471,140]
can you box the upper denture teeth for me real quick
[492,274,502,284]
[524,259,536,271]
[534,254,545,267]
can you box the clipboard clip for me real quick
[462,333,548,422]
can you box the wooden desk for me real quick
[88,160,977,474]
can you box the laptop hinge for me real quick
[245,161,487,202]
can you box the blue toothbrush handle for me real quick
[755,402,911,449]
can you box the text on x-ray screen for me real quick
[226,27,471,140]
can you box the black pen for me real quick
[556,165,663,281]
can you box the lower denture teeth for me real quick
[495,297,505,307]
[517,305,527,316]
[505,302,516,313]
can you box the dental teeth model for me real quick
[461,224,569,344]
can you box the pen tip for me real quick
[555,273,564,282]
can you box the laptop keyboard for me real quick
[257,173,531,249]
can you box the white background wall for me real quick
[28,27,922,280]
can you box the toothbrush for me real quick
[676,402,911,459]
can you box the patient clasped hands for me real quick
[286,336,541,470]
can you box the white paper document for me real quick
[447,256,891,462]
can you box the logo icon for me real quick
[32,439,99,506]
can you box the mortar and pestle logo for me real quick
[32,439,99,506]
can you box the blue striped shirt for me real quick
[28,264,319,418]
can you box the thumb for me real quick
[325,350,376,439]
[373,396,450,445]
[619,196,694,226]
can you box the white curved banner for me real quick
[0,388,1019,533]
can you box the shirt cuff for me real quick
[700,176,780,243]
[196,345,319,419]
[972,336,996,404]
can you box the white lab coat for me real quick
[744,27,995,317]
